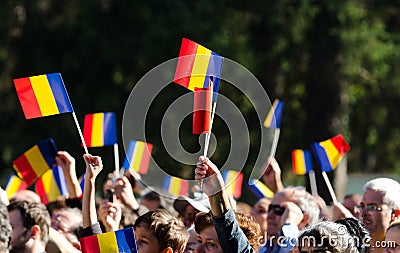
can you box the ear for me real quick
[161,247,173,253]
[298,212,309,230]
[30,225,41,239]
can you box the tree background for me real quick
[1,1,400,204]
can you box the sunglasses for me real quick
[354,203,383,213]
[268,204,285,216]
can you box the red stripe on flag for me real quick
[35,178,50,205]
[233,172,243,198]
[180,179,189,196]
[80,234,101,253]
[193,87,212,134]
[13,155,37,186]
[14,77,42,119]
[83,114,94,147]
[330,135,350,156]
[138,143,153,174]
[174,38,198,88]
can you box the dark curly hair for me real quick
[0,201,11,252]
[335,217,371,253]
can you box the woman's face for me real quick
[196,226,223,253]
[251,198,270,233]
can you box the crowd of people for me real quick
[0,151,399,253]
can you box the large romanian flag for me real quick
[13,73,73,119]
[174,38,223,100]
[222,170,243,199]
[83,112,117,147]
[4,174,28,199]
[35,166,69,204]
[292,149,313,175]
[264,99,284,128]
[311,134,350,172]
[80,227,137,253]
[122,140,153,174]
[162,176,189,196]
[13,138,58,186]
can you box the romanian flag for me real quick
[193,86,212,134]
[292,149,313,175]
[248,179,274,199]
[83,112,117,147]
[80,227,137,253]
[4,174,28,199]
[174,38,223,100]
[222,170,243,198]
[13,73,73,119]
[122,140,153,174]
[311,134,350,172]
[13,138,58,186]
[264,99,284,128]
[162,176,189,196]
[35,166,69,205]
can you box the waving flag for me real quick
[80,227,137,253]
[83,112,117,147]
[311,134,350,172]
[193,86,212,134]
[4,174,28,199]
[248,179,274,199]
[222,170,243,198]
[162,176,189,196]
[13,73,73,119]
[122,140,153,174]
[264,99,284,128]
[13,138,58,186]
[292,149,313,175]
[174,38,223,101]
[35,166,69,204]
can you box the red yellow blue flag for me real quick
[122,140,153,174]
[292,149,313,175]
[13,73,73,119]
[4,174,28,199]
[80,227,137,253]
[222,170,243,198]
[264,99,284,128]
[162,176,189,196]
[248,179,274,199]
[13,138,58,186]
[35,166,69,204]
[83,112,117,147]
[311,134,350,172]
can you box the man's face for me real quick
[361,189,393,241]
[9,209,29,252]
[267,192,290,236]
[134,222,161,253]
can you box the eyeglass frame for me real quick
[354,203,383,213]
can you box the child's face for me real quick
[135,223,162,253]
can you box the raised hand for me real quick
[262,157,284,193]
[195,156,225,196]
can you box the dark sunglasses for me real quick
[268,204,285,216]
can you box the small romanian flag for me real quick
[193,86,212,134]
[162,176,189,196]
[222,170,243,199]
[292,149,313,175]
[35,166,69,205]
[83,112,117,147]
[13,138,58,186]
[174,38,223,97]
[13,73,73,119]
[80,227,138,253]
[264,99,284,128]
[4,174,28,199]
[311,134,350,172]
[122,140,153,174]
[248,179,274,199]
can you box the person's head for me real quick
[8,201,51,253]
[194,212,223,253]
[9,190,41,204]
[383,222,400,253]
[141,191,162,211]
[267,186,320,236]
[234,210,261,252]
[51,207,82,246]
[184,227,198,253]
[359,178,400,242]
[343,193,362,217]
[298,217,370,253]
[133,209,188,253]
[250,198,271,234]
[0,201,11,252]
[174,195,210,229]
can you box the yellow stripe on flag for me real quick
[132,142,145,172]
[91,113,104,147]
[264,99,278,127]
[187,46,211,91]
[225,171,236,196]
[294,150,306,175]
[42,170,61,202]
[6,177,20,199]
[255,180,274,199]
[98,232,119,252]
[30,75,59,117]
[320,140,341,168]
[25,146,50,178]
[170,177,181,196]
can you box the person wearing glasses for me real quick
[383,221,400,253]
[358,178,400,253]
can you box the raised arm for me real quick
[56,151,82,199]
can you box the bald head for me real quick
[9,190,41,203]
